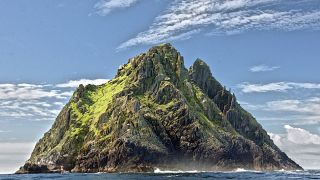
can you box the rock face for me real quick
[17,44,302,173]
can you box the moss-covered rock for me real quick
[16,43,302,174]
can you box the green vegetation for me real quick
[21,43,301,174]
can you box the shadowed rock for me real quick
[16,44,302,174]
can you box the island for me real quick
[17,44,302,173]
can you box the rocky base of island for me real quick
[17,44,302,174]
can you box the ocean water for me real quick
[0,169,319,180]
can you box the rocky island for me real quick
[17,44,302,173]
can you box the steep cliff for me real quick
[17,44,302,173]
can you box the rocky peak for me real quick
[189,59,226,106]
[141,43,187,80]
[189,59,215,88]
[17,44,302,174]
[117,44,188,93]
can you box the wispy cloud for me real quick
[0,79,109,172]
[269,125,320,169]
[0,99,62,119]
[0,79,108,121]
[0,130,10,133]
[244,97,320,113]
[265,98,320,114]
[56,79,109,88]
[242,97,320,125]
[117,0,320,49]
[0,84,70,100]
[249,65,280,72]
[95,0,141,15]
[238,82,320,93]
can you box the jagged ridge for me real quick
[17,44,302,173]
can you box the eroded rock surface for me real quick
[17,44,302,174]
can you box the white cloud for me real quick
[0,79,107,121]
[53,102,64,107]
[242,97,320,126]
[0,99,62,119]
[0,142,36,174]
[95,0,141,15]
[0,84,69,100]
[239,82,292,93]
[284,125,320,145]
[247,98,320,114]
[290,83,320,89]
[117,0,320,49]
[0,142,36,155]
[249,65,280,72]
[56,79,109,88]
[238,82,320,93]
[0,130,10,133]
[266,98,320,114]
[0,78,109,173]
[269,125,320,169]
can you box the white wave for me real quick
[154,167,265,174]
[233,168,261,173]
[154,168,199,174]
[277,170,309,175]
[234,168,247,172]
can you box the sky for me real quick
[0,0,320,173]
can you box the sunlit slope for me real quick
[17,44,302,173]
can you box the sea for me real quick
[0,169,319,179]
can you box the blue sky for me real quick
[1,0,320,173]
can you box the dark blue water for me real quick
[1,170,319,179]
